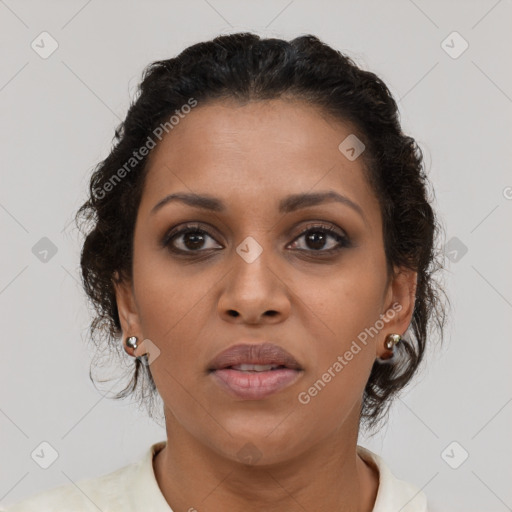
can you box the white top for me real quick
[2,441,428,511]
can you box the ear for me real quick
[112,271,147,357]
[377,266,418,359]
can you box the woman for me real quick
[4,32,447,511]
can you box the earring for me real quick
[125,336,139,351]
[124,336,148,361]
[384,333,401,350]
[377,333,402,362]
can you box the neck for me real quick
[153,409,379,512]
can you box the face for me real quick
[114,98,416,464]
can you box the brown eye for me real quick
[163,224,223,253]
[288,225,350,253]
[162,222,350,258]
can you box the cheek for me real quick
[293,259,385,401]
[298,258,385,347]
[132,245,227,390]
[133,244,208,333]
[293,283,378,427]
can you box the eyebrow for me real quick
[150,190,366,222]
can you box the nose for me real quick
[217,247,291,325]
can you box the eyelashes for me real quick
[162,222,352,257]
[163,224,222,253]
[287,224,351,253]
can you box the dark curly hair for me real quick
[75,32,449,436]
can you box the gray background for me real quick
[1,1,511,511]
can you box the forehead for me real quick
[140,99,379,223]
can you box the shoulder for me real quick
[2,450,148,512]
[357,445,429,512]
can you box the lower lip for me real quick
[210,368,302,400]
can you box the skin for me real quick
[114,97,417,512]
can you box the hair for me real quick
[75,32,449,436]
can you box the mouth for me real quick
[207,343,303,400]
[207,342,302,372]
[209,363,292,373]
[210,366,303,400]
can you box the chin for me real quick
[206,421,306,466]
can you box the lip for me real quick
[208,342,302,371]
[208,342,303,400]
[211,367,302,400]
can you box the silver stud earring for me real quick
[125,336,139,350]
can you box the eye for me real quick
[162,223,223,254]
[287,223,350,253]
[162,222,351,256]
